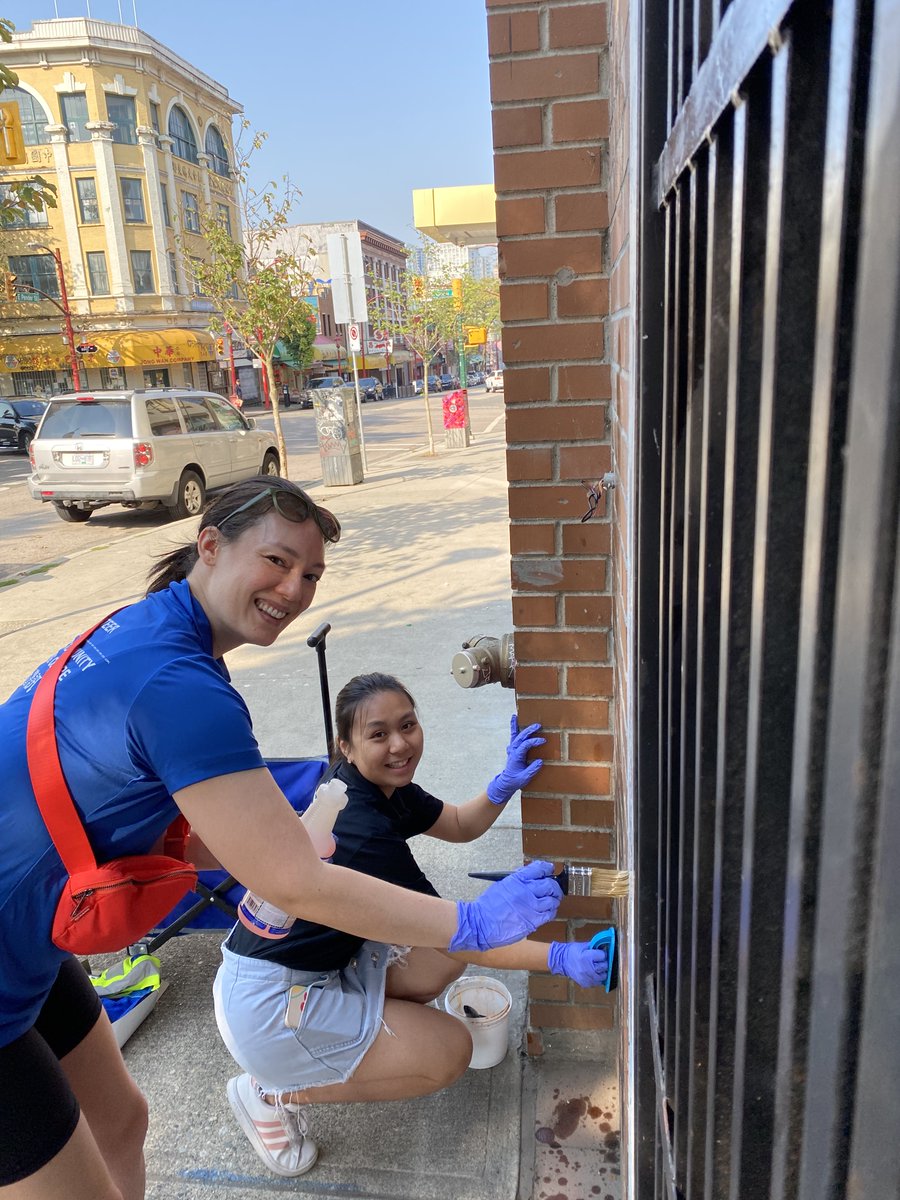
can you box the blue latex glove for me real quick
[486,715,546,805]
[548,941,609,989]
[450,860,562,951]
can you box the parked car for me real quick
[299,376,345,408]
[485,369,505,392]
[355,376,384,402]
[413,376,443,396]
[28,388,279,523]
[0,396,47,454]
[440,373,460,390]
[467,371,485,387]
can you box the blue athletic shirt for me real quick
[0,580,265,1046]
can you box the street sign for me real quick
[327,232,368,325]
[432,287,453,298]
[75,342,98,354]
[464,326,487,346]
[348,323,361,352]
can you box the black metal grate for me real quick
[634,0,899,1197]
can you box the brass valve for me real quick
[450,634,516,689]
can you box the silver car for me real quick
[28,388,280,523]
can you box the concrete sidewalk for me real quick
[0,428,620,1199]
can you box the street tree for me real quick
[185,123,315,471]
[0,19,56,226]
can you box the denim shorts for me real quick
[213,941,390,1094]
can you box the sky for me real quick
[5,0,496,243]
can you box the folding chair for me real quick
[131,622,335,956]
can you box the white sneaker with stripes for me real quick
[226,1073,318,1177]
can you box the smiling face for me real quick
[190,511,327,657]
[339,689,425,797]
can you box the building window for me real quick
[204,125,230,177]
[168,250,180,293]
[0,184,49,227]
[106,94,137,144]
[120,177,145,223]
[8,253,59,299]
[149,100,160,134]
[181,190,201,234]
[215,202,232,237]
[130,250,154,294]
[75,177,99,224]
[86,251,110,296]
[159,181,170,227]
[190,257,205,295]
[59,92,90,142]
[0,86,47,144]
[168,105,199,164]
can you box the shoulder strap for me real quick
[26,612,121,876]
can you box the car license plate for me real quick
[67,453,101,466]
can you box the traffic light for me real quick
[451,278,463,311]
[0,102,26,166]
[215,336,225,356]
[411,275,424,300]
[4,272,17,302]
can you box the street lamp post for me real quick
[26,242,81,390]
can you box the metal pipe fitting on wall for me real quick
[450,634,516,689]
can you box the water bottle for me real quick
[236,777,349,939]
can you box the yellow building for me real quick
[0,17,241,396]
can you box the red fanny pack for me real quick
[26,615,198,955]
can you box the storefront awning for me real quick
[0,328,216,373]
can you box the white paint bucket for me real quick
[444,976,513,1069]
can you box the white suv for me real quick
[28,388,280,523]
[485,369,504,392]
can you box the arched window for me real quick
[0,86,48,145]
[167,105,198,164]
[204,125,229,177]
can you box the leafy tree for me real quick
[0,18,57,226]
[276,315,317,380]
[185,124,314,471]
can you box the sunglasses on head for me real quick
[217,485,341,542]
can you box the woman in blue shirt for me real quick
[0,476,562,1199]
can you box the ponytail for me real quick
[145,544,199,594]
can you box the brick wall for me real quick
[487,0,621,1046]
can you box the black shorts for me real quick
[0,957,102,1185]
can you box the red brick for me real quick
[557,277,609,318]
[558,364,611,399]
[529,974,569,1001]
[518,697,610,730]
[495,146,601,193]
[506,404,606,443]
[567,665,614,696]
[513,557,607,592]
[570,797,617,826]
[506,446,554,481]
[490,54,600,104]
[559,442,612,479]
[507,483,587,519]
[535,763,611,796]
[562,520,611,555]
[488,8,541,54]
[553,97,611,141]
[500,282,549,321]
[517,629,608,662]
[502,365,551,403]
[509,522,556,554]
[564,594,613,625]
[556,191,610,232]
[513,594,558,625]
[523,827,610,860]
[549,3,609,49]
[504,321,603,364]
[568,731,615,760]
[526,1027,545,1056]
[521,795,565,825]
[529,1003,614,1031]
[558,893,615,920]
[495,196,546,237]
[515,664,560,695]
[501,234,603,280]
[492,105,543,148]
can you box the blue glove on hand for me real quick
[486,715,546,805]
[548,941,609,989]
[450,860,563,952]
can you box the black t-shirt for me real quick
[225,760,444,970]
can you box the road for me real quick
[0,386,504,583]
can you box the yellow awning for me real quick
[0,328,215,372]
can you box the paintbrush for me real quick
[469,865,630,898]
